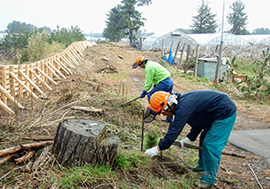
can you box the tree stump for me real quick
[52,119,119,168]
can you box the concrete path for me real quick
[228,129,270,158]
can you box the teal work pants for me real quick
[197,112,237,184]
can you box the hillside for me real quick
[0,43,269,188]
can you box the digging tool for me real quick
[172,141,246,158]
[120,95,141,107]
[120,92,148,107]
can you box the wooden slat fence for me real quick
[0,40,96,114]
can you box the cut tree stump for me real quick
[52,119,119,168]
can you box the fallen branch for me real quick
[0,153,17,165]
[14,151,35,164]
[71,106,103,113]
[0,141,54,157]
[245,159,263,189]
[22,137,54,141]
[24,160,34,173]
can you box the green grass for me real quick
[61,164,114,188]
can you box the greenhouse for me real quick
[141,30,270,57]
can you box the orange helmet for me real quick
[136,56,145,64]
[132,56,146,69]
[149,91,170,114]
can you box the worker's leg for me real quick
[147,77,174,101]
[197,129,208,170]
[201,112,237,184]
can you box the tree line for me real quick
[103,0,270,43]
[0,21,85,64]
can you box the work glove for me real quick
[180,137,191,148]
[140,90,147,98]
[145,146,160,157]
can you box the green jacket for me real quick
[143,61,171,91]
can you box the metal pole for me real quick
[214,1,225,83]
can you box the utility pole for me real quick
[90,30,92,42]
[214,1,225,83]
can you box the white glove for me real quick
[180,137,191,148]
[145,146,160,157]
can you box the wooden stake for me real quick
[141,109,144,152]
[10,72,39,99]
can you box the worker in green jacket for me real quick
[132,56,174,102]
[133,56,174,122]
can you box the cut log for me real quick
[52,119,119,168]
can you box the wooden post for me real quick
[0,85,23,109]
[10,72,38,99]
[47,62,66,79]
[214,41,224,83]
[19,70,44,95]
[9,66,15,97]
[141,110,145,152]
[45,63,61,79]
[36,67,57,85]
[0,66,7,104]
[194,44,200,78]
[67,52,79,66]
[0,100,14,114]
[178,43,186,70]
[29,69,52,91]
[184,45,190,74]
[174,40,181,63]
[25,64,30,90]
[61,55,75,68]
[70,47,81,61]
[170,40,174,50]
[40,60,45,81]
[18,65,23,98]
[54,59,71,75]
[162,38,164,57]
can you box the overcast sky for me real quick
[0,0,268,35]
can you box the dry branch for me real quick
[71,106,103,113]
[0,141,53,157]
[22,137,54,141]
[0,153,17,165]
[24,160,34,173]
[14,151,35,164]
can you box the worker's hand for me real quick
[145,146,160,157]
[180,137,191,148]
[140,90,147,98]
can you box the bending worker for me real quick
[144,90,237,188]
[132,56,173,102]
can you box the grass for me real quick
[61,164,115,188]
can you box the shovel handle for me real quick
[120,92,148,107]
[120,96,141,107]
[172,141,246,158]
